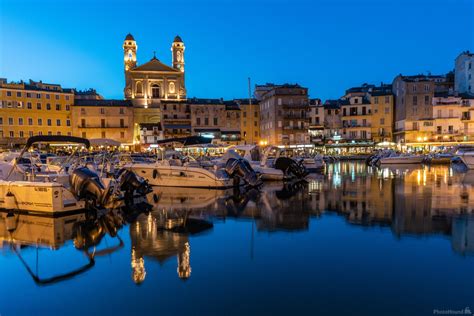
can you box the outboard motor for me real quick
[70,167,112,208]
[274,157,308,179]
[116,168,152,205]
[225,158,261,187]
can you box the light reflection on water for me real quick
[0,162,473,315]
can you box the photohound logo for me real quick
[433,307,472,315]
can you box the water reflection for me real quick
[0,163,473,289]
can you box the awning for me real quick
[221,131,240,135]
[163,124,191,129]
[194,128,221,133]
[89,138,121,147]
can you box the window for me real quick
[278,98,282,106]
[18,118,23,125]
[412,85,417,92]
[19,131,24,138]
[28,118,33,125]
[385,107,389,114]
[66,119,71,126]
[27,102,32,109]
[120,119,125,128]
[38,131,43,136]
[16,91,21,97]
[437,109,442,117]
[424,95,429,105]
[9,131,14,138]
[36,93,41,98]
[136,82,143,94]
[56,104,61,110]
[66,95,70,101]
[8,118,13,125]
[66,105,70,111]
[37,103,41,110]
[385,96,390,103]
[243,112,247,118]
[101,131,106,138]
[424,84,429,92]
[151,84,160,98]
[120,132,125,139]
[204,117,209,125]
[48,131,52,136]
[413,96,418,105]
[47,119,52,126]
[120,108,125,114]
[196,117,201,125]
[380,118,385,125]
[29,131,33,137]
[56,119,61,126]
[100,108,105,114]
[57,131,61,136]
[374,97,379,104]
[6,91,11,96]
[0,117,2,124]
[412,122,418,130]
[46,103,51,110]
[449,109,453,117]
[81,119,86,127]
[55,95,59,100]
[38,118,42,126]
[214,117,218,125]
[46,94,50,99]
[101,119,105,128]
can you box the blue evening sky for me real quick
[0,0,473,101]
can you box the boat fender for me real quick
[153,169,159,179]
[4,192,16,210]
[6,211,16,232]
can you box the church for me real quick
[123,33,191,144]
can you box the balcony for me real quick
[462,113,472,120]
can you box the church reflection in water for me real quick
[0,163,473,286]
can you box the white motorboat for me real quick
[126,142,261,188]
[379,153,425,165]
[228,145,308,181]
[455,146,474,169]
[0,136,141,216]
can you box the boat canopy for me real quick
[25,135,91,149]
[156,136,211,146]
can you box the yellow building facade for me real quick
[0,79,73,147]
[72,99,134,145]
[370,92,394,143]
[238,99,260,145]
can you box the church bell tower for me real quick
[123,33,137,71]
[171,35,185,72]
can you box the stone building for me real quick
[0,78,73,147]
[340,95,372,141]
[322,100,343,141]
[189,98,241,144]
[236,98,260,145]
[455,51,474,95]
[392,74,453,143]
[72,99,134,145]
[308,99,324,144]
[122,33,187,143]
[258,83,310,146]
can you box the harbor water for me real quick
[0,162,473,315]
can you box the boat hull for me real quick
[379,157,424,164]
[129,164,236,188]
[459,154,474,169]
[0,181,85,216]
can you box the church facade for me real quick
[123,33,190,145]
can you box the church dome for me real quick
[125,33,135,41]
[173,35,183,43]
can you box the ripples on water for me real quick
[0,162,473,316]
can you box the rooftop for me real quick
[74,99,133,107]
